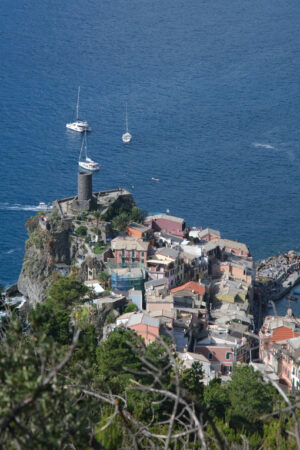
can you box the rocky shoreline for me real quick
[254,250,300,328]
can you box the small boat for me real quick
[287,295,298,302]
[66,87,91,133]
[122,103,132,143]
[78,132,99,172]
[37,202,52,211]
[151,177,160,182]
[293,290,300,296]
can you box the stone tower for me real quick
[72,172,95,212]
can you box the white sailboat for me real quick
[66,87,91,132]
[78,132,99,172]
[122,103,132,143]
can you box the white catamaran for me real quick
[122,103,132,143]
[66,87,91,133]
[78,132,99,172]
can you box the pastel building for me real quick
[204,239,250,260]
[147,247,184,289]
[211,257,254,284]
[197,228,221,242]
[126,222,151,240]
[259,322,300,389]
[111,236,149,266]
[144,213,186,237]
[194,332,247,375]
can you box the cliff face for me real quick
[18,215,71,305]
[17,191,139,306]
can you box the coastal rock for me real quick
[17,190,138,307]
[5,283,21,298]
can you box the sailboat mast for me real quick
[125,102,128,132]
[84,131,88,159]
[76,86,80,120]
[79,132,85,161]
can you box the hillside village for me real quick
[17,173,300,391]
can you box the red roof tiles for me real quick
[171,281,205,296]
[269,326,300,343]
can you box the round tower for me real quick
[78,172,92,201]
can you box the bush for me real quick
[93,244,106,255]
[124,303,139,313]
[25,216,39,233]
[76,226,87,236]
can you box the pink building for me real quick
[146,294,174,313]
[194,333,247,375]
[194,345,234,374]
[205,239,250,260]
[259,324,300,389]
[212,261,253,284]
[198,228,220,242]
[144,213,186,237]
[111,236,149,265]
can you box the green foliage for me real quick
[111,212,132,231]
[227,366,276,425]
[1,275,299,449]
[124,303,139,313]
[180,361,204,402]
[95,412,125,450]
[93,243,106,254]
[96,328,144,391]
[101,289,111,297]
[25,215,39,233]
[204,378,230,419]
[30,277,90,344]
[105,312,116,324]
[130,205,143,222]
[47,209,61,229]
[97,270,110,289]
[77,213,88,221]
[0,319,100,448]
[26,229,50,250]
[102,197,143,231]
[76,225,87,236]
[47,276,89,309]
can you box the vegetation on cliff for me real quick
[0,277,299,448]
[102,196,143,231]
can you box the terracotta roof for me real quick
[171,281,205,296]
[269,326,300,343]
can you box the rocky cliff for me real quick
[17,213,72,305]
[17,191,140,306]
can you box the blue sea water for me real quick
[0,0,300,314]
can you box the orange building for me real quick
[126,222,151,239]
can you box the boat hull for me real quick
[66,122,91,132]
[78,161,100,172]
[122,132,132,143]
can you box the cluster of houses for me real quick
[86,212,260,384]
[46,176,300,390]
[256,311,300,391]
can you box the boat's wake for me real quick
[0,203,51,211]
[252,142,296,162]
[253,142,275,149]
